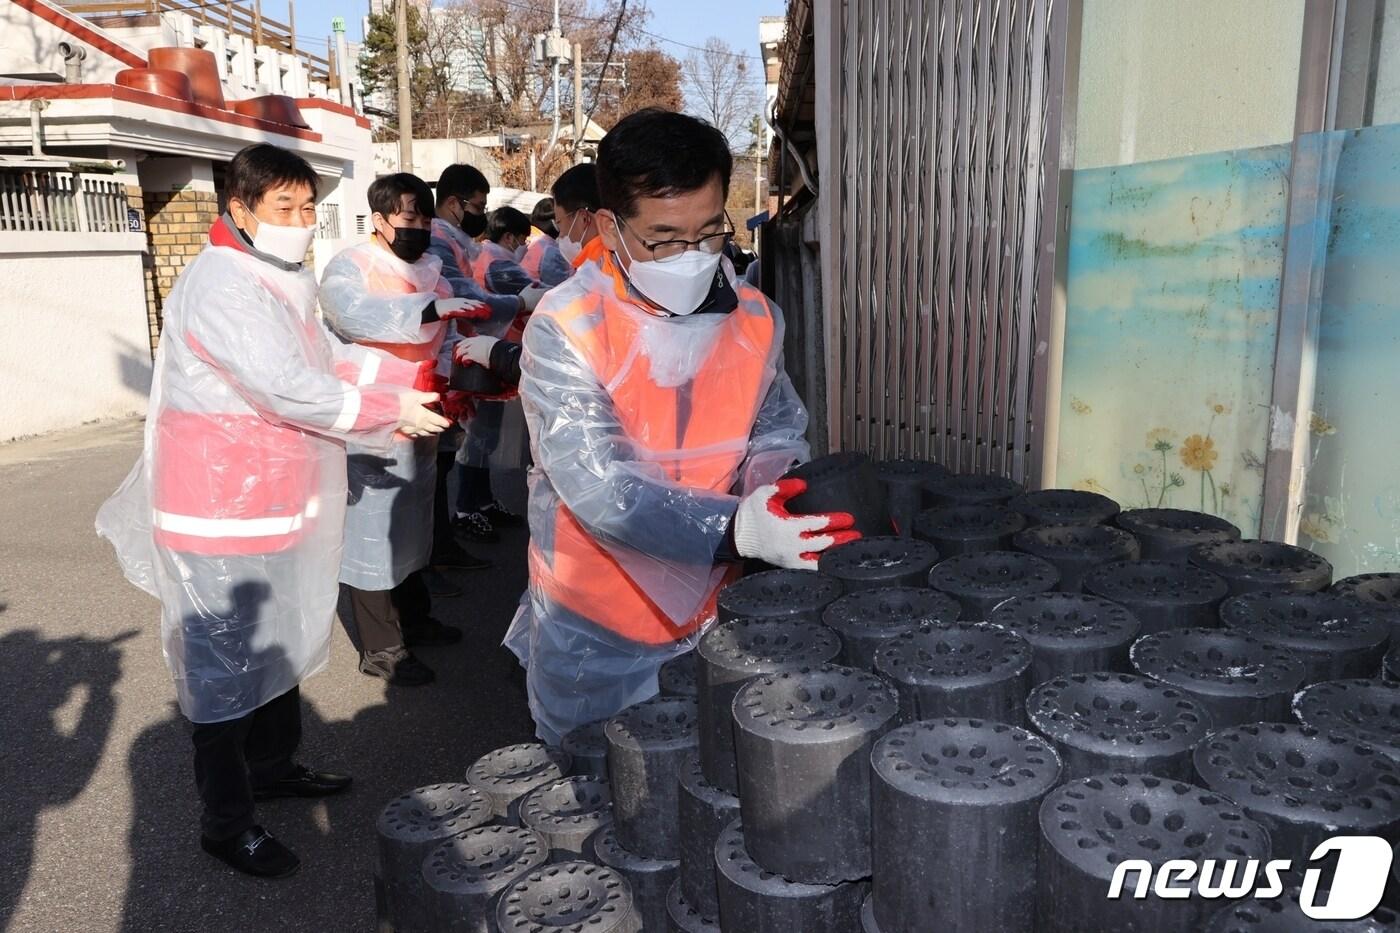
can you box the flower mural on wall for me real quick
[1057,143,1290,537]
[1138,428,1186,507]
[1181,435,1217,471]
[1118,402,1246,516]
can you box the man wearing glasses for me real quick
[509,108,859,742]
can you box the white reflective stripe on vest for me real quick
[153,509,305,538]
[332,387,362,432]
[357,351,381,386]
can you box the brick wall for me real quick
[142,187,219,353]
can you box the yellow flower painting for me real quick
[1180,435,1218,472]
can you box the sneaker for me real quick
[201,825,299,879]
[481,501,524,528]
[402,617,463,647]
[432,543,493,571]
[421,567,464,596]
[454,510,499,543]
[359,646,435,686]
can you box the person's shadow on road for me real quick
[117,567,536,932]
[0,609,134,932]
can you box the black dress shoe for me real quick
[402,616,463,647]
[201,826,299,878]
[253,765,353,801]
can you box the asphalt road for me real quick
[0,419,537,932]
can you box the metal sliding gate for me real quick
[819,0,1071,485]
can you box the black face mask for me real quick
[388,226,430,263]
[460,209,487,238]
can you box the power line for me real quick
[472,0,767,63]
[581,0,625,132]
[634,26,762,61]
[302,1,768,63]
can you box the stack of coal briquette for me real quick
[372,451,1400,932]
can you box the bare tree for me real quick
[437,0,652,124]
[681,37,760,152]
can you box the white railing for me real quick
[0,169,131,234]
[316,202,342,239]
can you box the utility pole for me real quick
[754,151,763,214]
[395,0,413,172]
[753,150,762,254]
[572,41,583,165]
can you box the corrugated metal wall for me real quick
[824,0,1070,484]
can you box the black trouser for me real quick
[190,685,301,841]
[339,571,432,653]
[432,449,456,559]
[456,465,493,513]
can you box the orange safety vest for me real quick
[571,235,606,270]
[529,254,777,645]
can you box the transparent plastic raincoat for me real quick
[521,233,571,287]
[465,239,537,298]
[96,217,420,723]
[508,252,810,743]
[317,242,451,590]
[428,218,521,339]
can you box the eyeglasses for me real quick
[615,214,734,264]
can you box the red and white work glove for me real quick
[733,478,861,570]
[453,334,499,367]
[434,297,491,321]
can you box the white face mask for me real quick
[619,242,723,316]
[251,218,315,265]
[557,235,583,263]
[557,210,590,264]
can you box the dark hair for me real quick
[530,197,555,227]
[550,163,601,214]
[226,143,319,209]
[486,206,531,243]
[595,109,731,218]
[368,173,435,218]
[436,163,490,207]
[529,197,559,239]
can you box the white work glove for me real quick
[453,334,499,367]
[434,297,490,321]
[396,390,451,438]
[732,478,861,570]
[518,284,550,312]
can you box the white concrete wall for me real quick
[0,0,145,84]
[0,243,150,442]
[373,139,504,187]
[1075,0,1306,168]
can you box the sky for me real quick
[285,0,787,68]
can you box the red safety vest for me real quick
[528,254,777,644]
[152,221,341,555]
